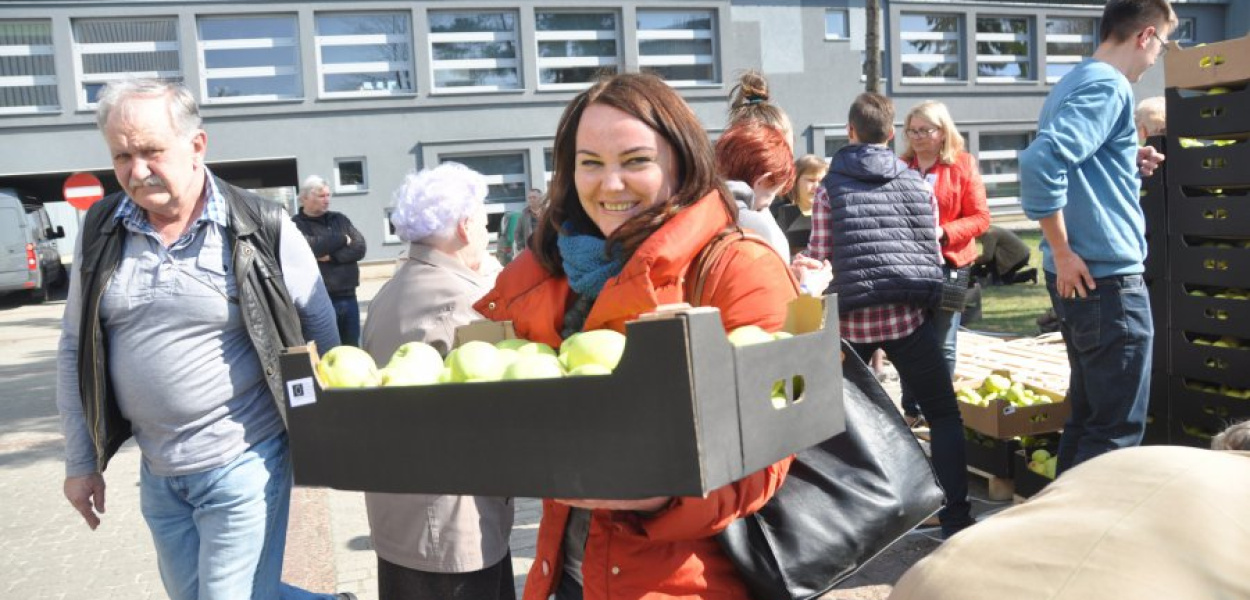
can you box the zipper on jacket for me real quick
[91,262,116,472]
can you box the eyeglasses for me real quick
[905,127,939,139]
[1152,32,1170,56]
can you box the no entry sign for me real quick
[63,172,104,210]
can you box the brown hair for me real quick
[715,121,797,196]
[848,92,894,145]
[728,70,793,145]
[531,73,732,275]
[1099,0,1177,43]
[786,154,829,211]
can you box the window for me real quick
[1045,17,1095,83]
[543,148,555,186]
[440,153,527,207]
[198,15,301,102]
[0,20,57,114]
[72,18,181,107]
[535,11,620,90]
[825,10,849,40]
[636,9,717,86]
[334,157,367,193]
[976,17,1033,83]
[428,11,520,92]
[1173,17,1195,44]
[900,13,963,83]
[979,132,1032,214]
[315,12,413,97]
[825,136,849,159]
[382,208,401,245]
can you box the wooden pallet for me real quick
[954,331,1069,395]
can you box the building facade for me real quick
[0,0,1242,263]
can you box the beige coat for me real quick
[889,446,1250,600]
[360,243,513,573]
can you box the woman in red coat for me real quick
[474,73,798,600]
[897,100,991,425]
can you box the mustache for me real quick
[129,175,166,189]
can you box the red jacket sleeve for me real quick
[940,153,991,251]
[640,240,799,542]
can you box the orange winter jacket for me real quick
[909,151,990,268]
[474,191,798,600]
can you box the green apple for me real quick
[516,341,557,357]
[1044,456,1057,479]
[501,354,564,380]
[448,340,506,382]
[566,363,612,377]
[1031,449,1052,463]
[1207,86,1230,95]
[560,329,627,372]
[1214,336,1241,349]
[981,374,1012,395]
[437,366,454,384]
[379,366,439,387]
[727,325,774,346]
[495,339,529,351]
[1178,137,1204,148]
[385,341,444,383]
[772,331,794,341]
[496,348,520,370]
[318,345,381,388]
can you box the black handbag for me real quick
[716,343,945,600]
[938,265,972,313]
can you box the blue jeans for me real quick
[139,434,337,600]
[847,318,973,535]
[1046,273,1152,475]
[331,294,361,347]
[901,308,960,417]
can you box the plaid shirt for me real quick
[114,172,226,249]
[804,185,926,344]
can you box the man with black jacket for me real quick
[293,176,367,346]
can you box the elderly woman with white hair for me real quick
[359,162,515,600]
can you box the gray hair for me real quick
[95,78,202,139]
[299,175,330,200]
[390,162,488,243]
[1212,420,1250,452]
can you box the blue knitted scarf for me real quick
[557,224,625,299]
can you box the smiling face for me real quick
[573,103,676,237]
[104,95,206,223]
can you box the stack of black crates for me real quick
[1154,36,1250,447]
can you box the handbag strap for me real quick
[686,227,778,306]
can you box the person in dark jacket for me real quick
[801,92,974,539]
[55,78,350,600]
[293,176,367,346]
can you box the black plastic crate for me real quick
[1167,234,1250,288]
[963,430,1018,478]
[1170,280,1250,339]
[1170,329,1250,389]
[1166,137,1250,188]
[1012,449,1053,499]
[1165,85,1250,138]
[1171,377,1250,434]
[1147,275,1168,371]
[1166,184,1250,237]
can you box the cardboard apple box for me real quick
[1164,34,1250,90]
[955,370,1069,439]
[278,295,845,499]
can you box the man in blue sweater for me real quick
[1020,0,1174,476]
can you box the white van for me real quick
[0,188,66,303]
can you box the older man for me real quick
[292,175,367,346]
[55,79,350,600]
[361,162,513,600]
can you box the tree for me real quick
[865,0,881,93]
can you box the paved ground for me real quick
[0,272,1003,600]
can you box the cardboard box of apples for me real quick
[955,371,1069,439]
[277,295,845,498]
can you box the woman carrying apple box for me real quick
[359,162,515,600]
[473,73,800,600]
